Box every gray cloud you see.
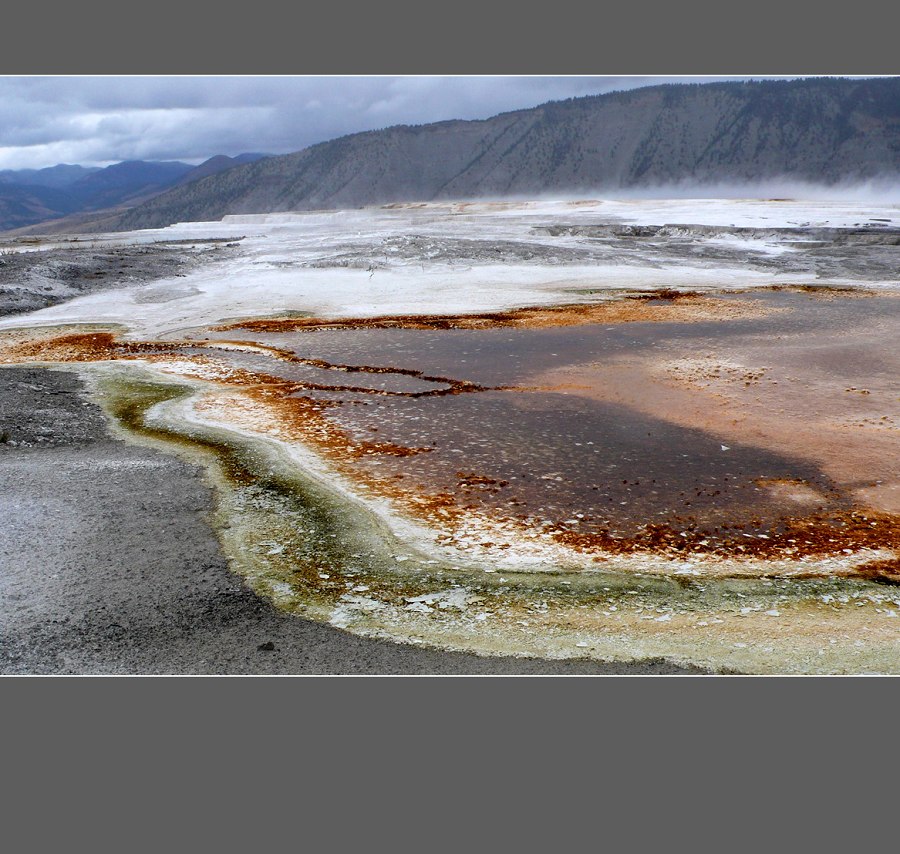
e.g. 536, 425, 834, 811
0, 75, 781, 170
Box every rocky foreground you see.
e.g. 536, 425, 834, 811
0, 237, 240, 317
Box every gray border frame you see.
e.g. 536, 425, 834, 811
2, 8, 894, 841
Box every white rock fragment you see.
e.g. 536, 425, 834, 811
404, 588, 475, 611
330, 594, 387, 628
259, 541, 285, 555
405, 601, 434, 614
270, 581, 294, 598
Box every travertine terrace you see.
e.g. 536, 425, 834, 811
2, 198, 898, 673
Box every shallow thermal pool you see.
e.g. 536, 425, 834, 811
3, 287, 899, 672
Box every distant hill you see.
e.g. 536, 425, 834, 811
0, 164, 100, 189
233, 153, 269, 165
0, 154, 270, 232
67, 160, 194, 210
99, 77, 900, 232
174, 153, 270, 186
0, 184, 83, 232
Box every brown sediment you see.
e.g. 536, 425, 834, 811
548, 510, 900, 581
753, 478, 829, 507
0, 330, 491, 398
0, 327, 499, 528
192, 387, 479, 528
853, 557, 900, 585
202, 372, 900, 579
349, 440, 434, 458
536, 348, 900, 515
0, 331, 180, 363
211, 293, 778, 334
625, 288, 705, 300
514, 288, 900, 575
762, 284, 880, 298
215, 338, 474, 386
0, 329, 492, 491
456, 472, 510, 490
3, 307, 899, 583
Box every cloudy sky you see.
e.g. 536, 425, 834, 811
0, 75, 787, 171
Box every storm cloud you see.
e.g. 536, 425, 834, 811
0, 75, 763, 170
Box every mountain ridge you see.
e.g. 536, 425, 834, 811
4, 78, 898, 235
99, 77, 900, 232
0, 154, 270, 232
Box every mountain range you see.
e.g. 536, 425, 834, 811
0, 154, 267, 232
5, 77, 899, 234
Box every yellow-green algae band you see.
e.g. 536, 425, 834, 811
75, 360, 900, 674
